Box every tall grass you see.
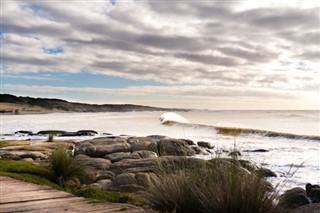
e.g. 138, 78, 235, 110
50, 147, 84, 186
144, 158, 278, 213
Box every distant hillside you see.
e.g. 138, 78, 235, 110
0, 94, 187, 114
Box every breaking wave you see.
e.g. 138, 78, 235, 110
160, 113, 320, 141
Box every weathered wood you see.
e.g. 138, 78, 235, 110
0, 176, 153, 212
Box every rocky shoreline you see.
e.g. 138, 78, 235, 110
0, 133, 319, 212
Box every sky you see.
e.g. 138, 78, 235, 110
1, 0, 319, 110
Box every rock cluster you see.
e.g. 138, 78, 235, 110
68, 136, 276, 193
278, 184, 320, 211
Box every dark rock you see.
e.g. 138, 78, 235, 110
158, 139, 195, 156
15, 131, 33, 135
228, 150, 241, 157
36, 130, 66, 135
181, 139, 195, 146
306, 184, 320, 203
192, 146, 210, 155
278, 187, 309, 209
290, 203, 320, 213
244, 149, 269, 152
76, 130, 98, 136
258, 168, 277, 177
60, 132, 78, 137
197, 141, 214, 149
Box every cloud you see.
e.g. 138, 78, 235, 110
2, 1, 319, 109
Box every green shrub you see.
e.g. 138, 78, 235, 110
144, 158, 278, 213
50, 147, 84, 186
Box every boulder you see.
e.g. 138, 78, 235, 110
258, 167, 277, 177
75, 138, 131, 157
306, 183, 320, 203
76, 130, 98, 136
108, 158, 159, 175
74, 154, 111, 170
146, 135, 169, 140
113, 173, 136, 186
96, 171, 115, 181
158, 139, 195, 156
19, 151, 48, 160
135, 172, 157, 187
127, 137, 157, 152
291, 203, 320, 213
134, 150, 158, 159
192, 146, 210, 155
104, 152, 140, 162
197, 141, 214, 149
278, 187, 309, 209
90, 179, 113, 190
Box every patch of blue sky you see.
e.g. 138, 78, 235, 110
110, 0, 117, 6
43, 47, 64, 55
2, 71, 167, 88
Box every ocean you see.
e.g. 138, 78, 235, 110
1, 110, 319, 189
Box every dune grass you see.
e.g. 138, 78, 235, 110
144, 157, 278, 213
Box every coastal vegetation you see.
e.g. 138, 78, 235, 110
0, 136, 318, 212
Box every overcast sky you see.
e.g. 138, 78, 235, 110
1, 0, 319, 110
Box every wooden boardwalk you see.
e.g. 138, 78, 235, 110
0, 176, 152, 213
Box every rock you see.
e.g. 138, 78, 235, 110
258, 167, 277, 177
228, 150, 241, 157
20, 158, 34, 162
181, 139, 195, 146
146, 135, 169, 140
108, 158, 159, 175
158, 139, 195, 156
251, 149, 269, 152
291, 203, 320, 213
197, 141, 214, 149
135, 172, 157, 187
74, 154, 111, 170
96, 171, 115, 181
192, 146, 210, 155
306, 184, 320, 203
90, 179, 113, 190
278, 187, 309, 209
76, 130, 98, 136
104, 152, 140, 162
75, 138, 131, 157
0, 150, 48, 160
15, 130, 33, 135
134, 150, 158, 159
19, 151, 48, 160
127, 137, 157, 152
113, 173, 136, 186
36, 130, 66, 135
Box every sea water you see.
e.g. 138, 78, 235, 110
1, 110, 319, 189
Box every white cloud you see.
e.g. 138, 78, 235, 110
2, 1, 319, 109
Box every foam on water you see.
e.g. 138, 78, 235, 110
1, 110, 319, 188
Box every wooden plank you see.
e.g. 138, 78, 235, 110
0, 176, 154, 213
0, 197, 84, 212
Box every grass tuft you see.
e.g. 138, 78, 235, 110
50, 147, 84, 186
144, 158, 278, 213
